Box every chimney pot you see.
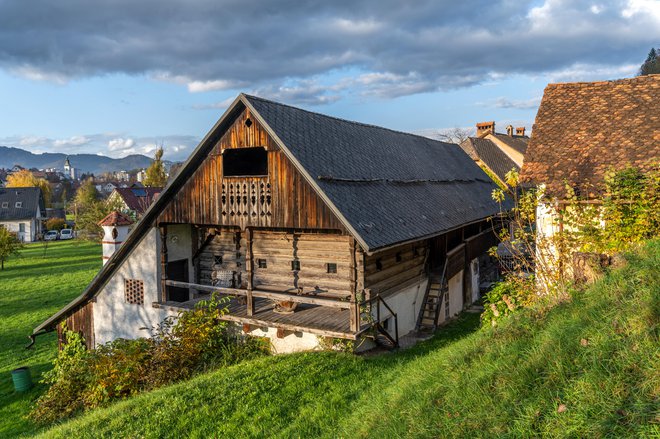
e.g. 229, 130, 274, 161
516, 127, 526, 136
506, 125, 514, 136
476, 121, 495, 137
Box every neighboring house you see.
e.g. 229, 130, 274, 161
33, 94, 505, 353
460, 122, 529, 188
0, 187, 45, 242
108, 186, 162, 218
520, 75, 659, 272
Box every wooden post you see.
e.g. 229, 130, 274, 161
349, 238, 358, 332
159, 225, 168, 302
245, 227, 254, 316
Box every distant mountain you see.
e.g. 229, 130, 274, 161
0, 146, 168, 175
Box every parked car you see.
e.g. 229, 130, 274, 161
59, 229, 74, 240
44, 230, 59, 241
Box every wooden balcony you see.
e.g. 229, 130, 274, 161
154, 280, 363, 339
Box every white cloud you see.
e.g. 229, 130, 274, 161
108, 137, 135, 151
53, 135, 90, 147
622, 0, 660, 21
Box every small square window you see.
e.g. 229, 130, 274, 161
125, 279, 144, 305
1, 202, 7, 208
257, 259, 267, 269
291, 260, 300, 271
214, 255, 223, 265
395, 252, 402, 262
375, 259, 383, 271
327, 263, 337, 274
15, 202, 22, 208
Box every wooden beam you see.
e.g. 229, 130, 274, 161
219, 314, 357, 339
245, 227, 254, 316
349, 238, 358, 332
164, 280, 352, 309
160, 225, 168, 302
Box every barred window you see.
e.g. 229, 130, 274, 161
125, 279, 144, 305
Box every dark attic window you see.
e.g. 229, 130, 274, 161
214, 255, 223, 265
245, 118, 253, 127
223, 147, 268, 177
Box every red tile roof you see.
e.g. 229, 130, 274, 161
98, 211, 134, 227
112, 187, 162, 214
521, 75, 660, 198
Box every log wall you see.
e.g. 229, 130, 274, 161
57, 302, 94, 350
364, 242, 429, 297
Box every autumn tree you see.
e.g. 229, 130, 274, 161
6, 169, 52, 206
639, 48, 660, 75
436, 127, 473, 144
143, 148, 167, 187
0, 226, 23, 270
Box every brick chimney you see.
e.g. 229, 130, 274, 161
98, 211, 134, 265
506, 125, 514, 136
516, 127, 526, 136
476, 121, 495, 137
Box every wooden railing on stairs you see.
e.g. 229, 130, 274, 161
359, 294, 399, 349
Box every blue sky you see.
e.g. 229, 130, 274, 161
0, 0, 657, 162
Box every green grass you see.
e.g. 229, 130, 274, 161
39, 241, 659, 438
0, 240, 101, 438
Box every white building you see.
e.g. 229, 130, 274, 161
0, 187, 44, 242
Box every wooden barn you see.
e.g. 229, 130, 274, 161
33, 94, 504, 352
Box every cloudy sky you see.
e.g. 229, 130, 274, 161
0, 0, 658, 161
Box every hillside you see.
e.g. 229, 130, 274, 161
0, 146, 161, 175
37, 241, 659, 438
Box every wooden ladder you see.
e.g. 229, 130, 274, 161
416, 259, 448, 332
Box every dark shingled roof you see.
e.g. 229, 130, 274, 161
0, 187, 44, 221
245, 94, 503, 250
460, 137, 520, 185
521, 75, 660, 198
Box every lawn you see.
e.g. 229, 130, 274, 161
0, 240, 101, 438
39, 241, 659, 438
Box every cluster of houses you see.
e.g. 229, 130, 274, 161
28, 74, 659, 354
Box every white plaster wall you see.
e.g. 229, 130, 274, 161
166, 224, 194, 279
470, 258, 480, 304
0, 219, 37, 242
372, 278, 429, 338
247, 326, 321, 353
93, 227, 179, 346
448, 271, 464, 317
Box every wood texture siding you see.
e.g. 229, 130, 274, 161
57, 302, 94, 350
159, 108, 345, 231
364, 242, 429, 297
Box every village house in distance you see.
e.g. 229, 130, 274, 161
460, 121, 529, 188
0, 187, 45, 242
33, 94, 505, 353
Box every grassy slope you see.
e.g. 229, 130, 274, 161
0, 241, 101, 438
41, 241, 659, 438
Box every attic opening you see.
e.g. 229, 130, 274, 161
222, 147, 268, 177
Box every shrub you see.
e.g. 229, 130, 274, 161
481, 275, 535, 327
45, 218, 66, 231
31, 294, 270, 424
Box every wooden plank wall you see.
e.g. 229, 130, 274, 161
57, 302, 94, 350
195, 230, 246, 287
159, 107, 345, 232
363, 242, 429, 297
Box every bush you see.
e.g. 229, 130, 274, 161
481, 275, 536, 327
31, 294, 270, 424
45, 218, 66, 231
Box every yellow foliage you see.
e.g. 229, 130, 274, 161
6, 169, 51, 206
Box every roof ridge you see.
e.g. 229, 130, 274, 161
545, 74, 660, 88
242, 93, 457, 146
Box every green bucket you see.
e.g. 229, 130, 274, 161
11, 367, 33, 392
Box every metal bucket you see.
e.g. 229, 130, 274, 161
11, 367, 33, 392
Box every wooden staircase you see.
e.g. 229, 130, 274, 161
416, 260, 448, 332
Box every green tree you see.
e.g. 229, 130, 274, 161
0, 226, 23, 270
639, 47, 660, 75
143, 148, 167, 188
